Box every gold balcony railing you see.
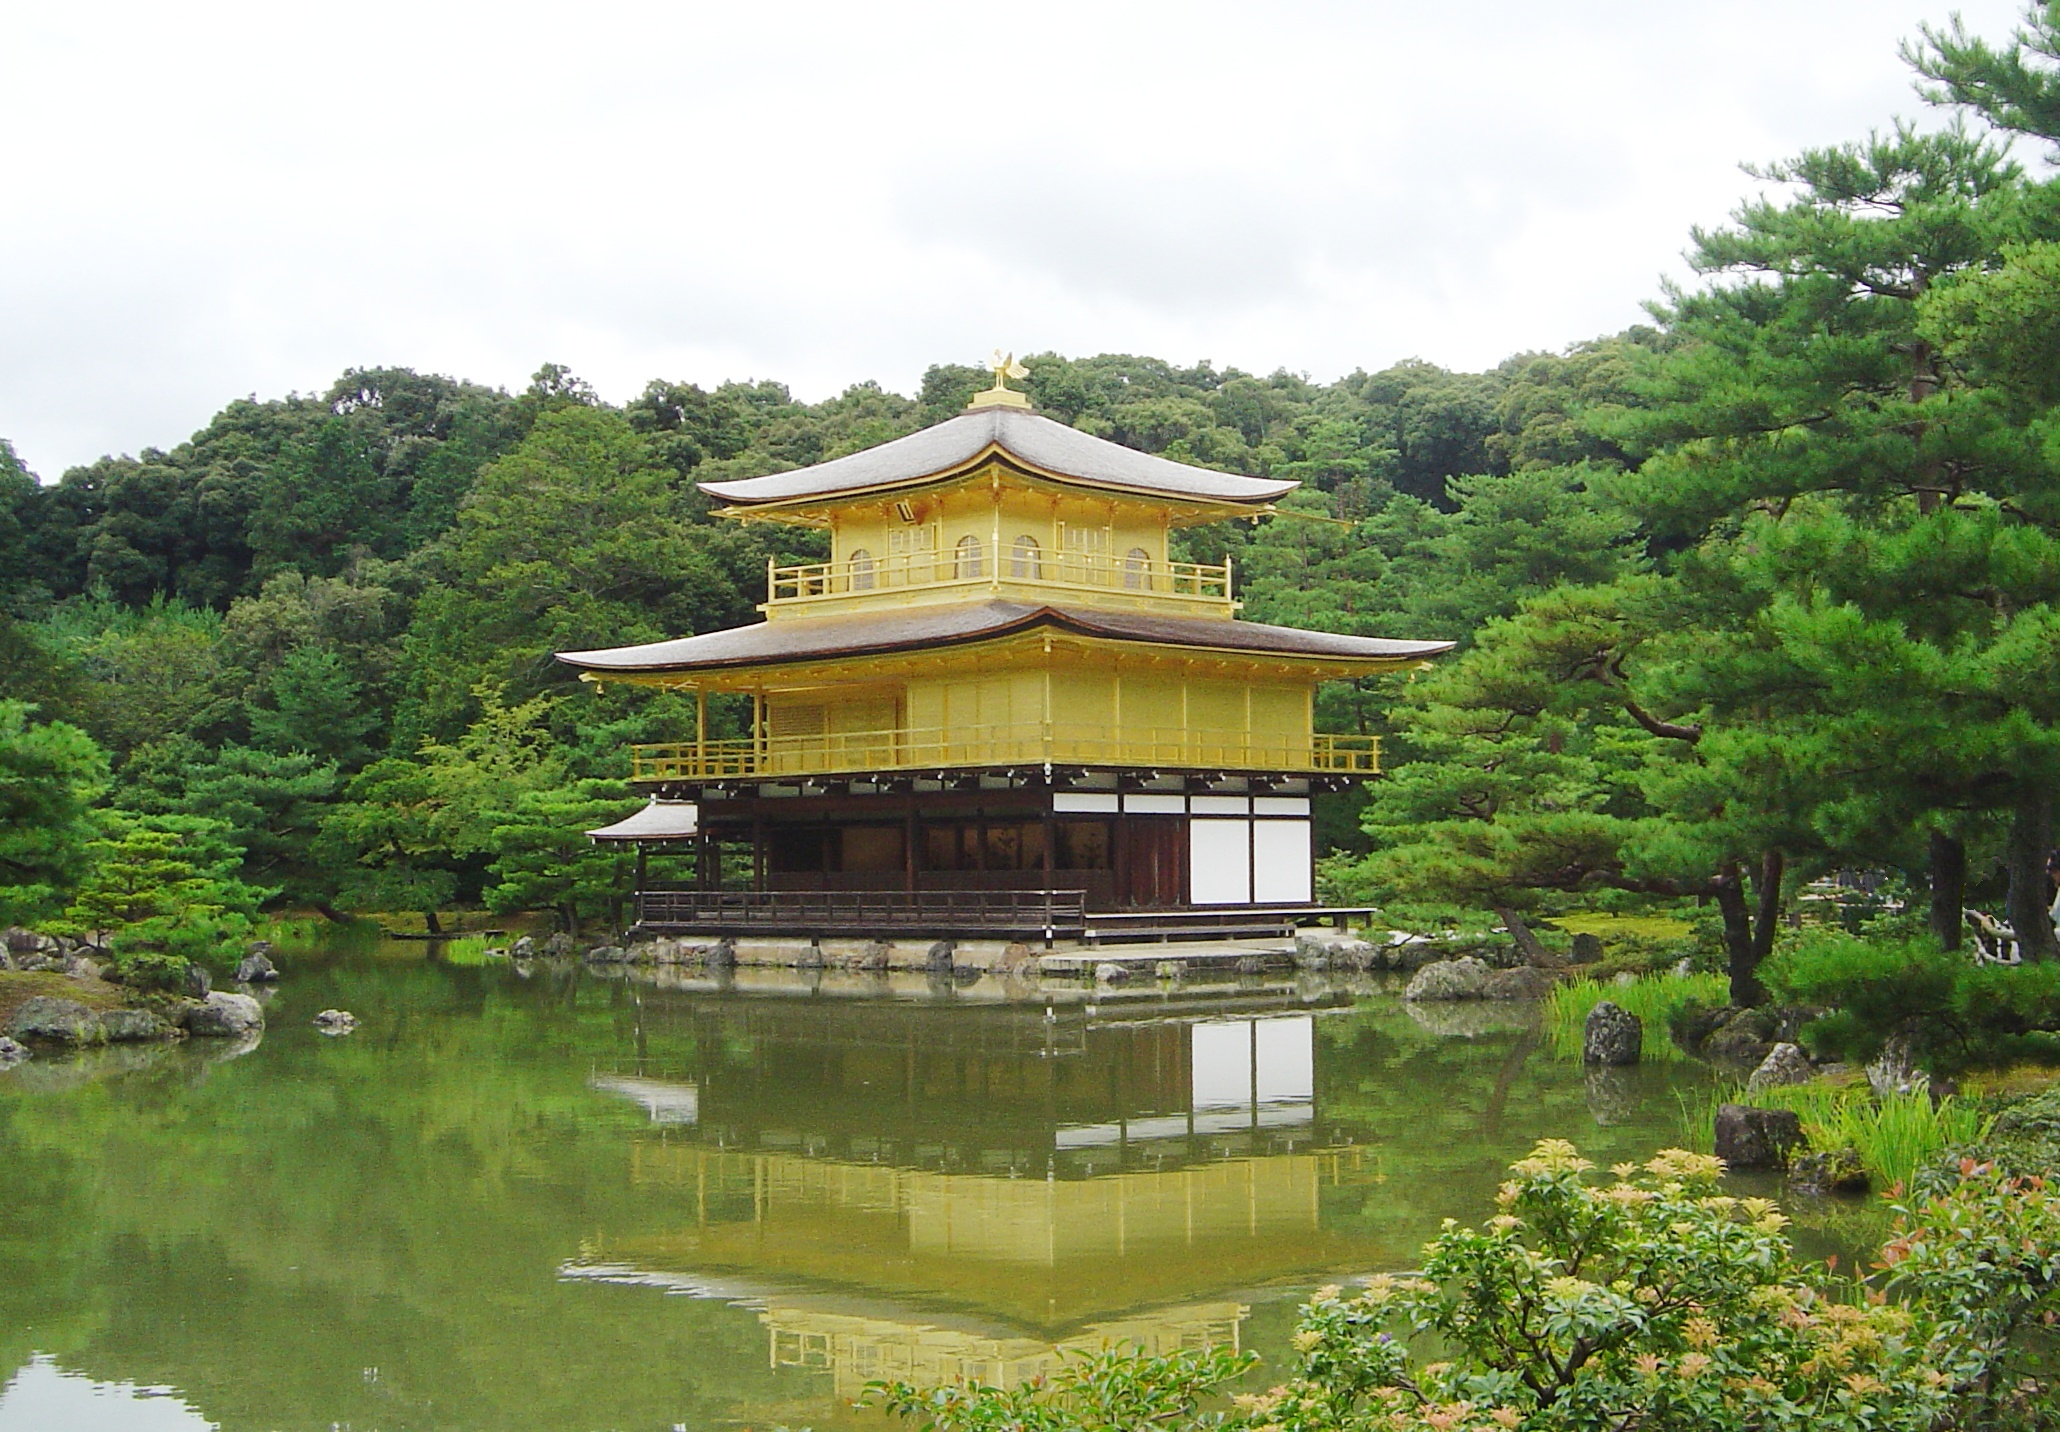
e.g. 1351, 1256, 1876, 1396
764, 550, 1233, 610
630, 723, 1378, 781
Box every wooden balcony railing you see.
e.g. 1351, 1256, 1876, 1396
631, 723, 1378, 781
765, 550, 1233, 610
635, 888, 1089, 936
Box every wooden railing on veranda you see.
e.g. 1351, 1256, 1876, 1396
764, 549, 1234, 610
630, 723, 1379, 781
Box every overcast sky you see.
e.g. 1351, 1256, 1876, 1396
0, 0, 2036, 479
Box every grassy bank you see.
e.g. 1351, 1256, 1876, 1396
0, 969, 128, 1028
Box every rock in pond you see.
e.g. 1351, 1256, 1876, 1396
1787, 1146, 1868, 1196
100, 1007, 179, 1042
1583, 1001, 1642, 1065
1094, 961, 1131, 984
1746, 1042, 1815, 1093
186, 991, 264, 1038
0, 1035, 29, 1067
1403, 956, 1493, 1001
313, 1009, 358, 1035
1713, 1103, 1804, 1170
8, 996, 106, 1046
235, 949, 280, 983
1483, 965, 1560, 1000
510, 935, 536, 958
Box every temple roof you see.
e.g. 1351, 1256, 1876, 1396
586, 799, 700, 841
557, 601, 1452, 676
698, 406, 1299, 508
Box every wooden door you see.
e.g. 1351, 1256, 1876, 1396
1119, 818, 1187, 907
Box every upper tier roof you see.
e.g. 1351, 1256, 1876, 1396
557, 600, 1452, 676
698, 406, 1299, 508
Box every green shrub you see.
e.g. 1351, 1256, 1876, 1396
871, 1140, 2060, 1431
1544, 972, 1729, 1063
1762, 930, 2060, 1075
113, 951, 193, 993
864, 1345, 1254, 1432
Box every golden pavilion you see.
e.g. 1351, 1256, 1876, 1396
557, 360, 1451, 940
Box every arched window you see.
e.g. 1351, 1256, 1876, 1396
1122, 547, 1152, 590
955, 534, 984, 579
1009, 534, 1042, 579
848, 548, 874, 590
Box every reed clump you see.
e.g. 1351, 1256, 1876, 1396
1544, 971, 1729, 1063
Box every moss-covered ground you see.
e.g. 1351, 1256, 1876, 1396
0, 969, 128, 1028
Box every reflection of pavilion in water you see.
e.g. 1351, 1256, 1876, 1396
597, 990, 1343, 1176
574, 997, 1389, 1391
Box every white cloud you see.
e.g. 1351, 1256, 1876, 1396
0, 0, 2034, 476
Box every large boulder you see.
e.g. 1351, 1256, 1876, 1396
510, 935, 537, 959
1583, 1001, 1642, 1065
234, 949, 280, 983
1403, 957, 1493, 1002
1713, 1103, 1804, 1170
925, 940, 956, 973
705, 937, 737, 969
1568, 932, 1604, 965
995, 942, 1038, 977
852, 941, 892, 972
1295, 930, 1378, 971
1746, 1042, 1815, 1094
1094, 961, 1132, 985
584, 945, 628, 964
100, 1007, 178, 1042
541, 932, 575, 958
1787, 1146, 1868, 1196
181, 963, 214, 1000
186, 991, 264, 1038
8, 997, 106, 1046
1693, 1005, 1822, 1069
1483, 965, 1560, 1001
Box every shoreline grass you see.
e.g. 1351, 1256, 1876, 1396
1681, 1079, 1993, 1190
1544, 971, 1728, 1063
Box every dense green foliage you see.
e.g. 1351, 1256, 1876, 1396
11, 4, 2060, 986
874, 1141, 2060, 1432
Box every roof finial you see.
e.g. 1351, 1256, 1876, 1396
966, 350, 1032, 410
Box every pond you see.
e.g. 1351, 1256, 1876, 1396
0, 944, 1720, 1431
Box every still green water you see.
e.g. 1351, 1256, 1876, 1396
0, 945, 1716, 1431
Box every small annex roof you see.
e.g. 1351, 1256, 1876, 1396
698, 406, 1299, 509
557, 601, 1452, 677
586, 799, 700, 841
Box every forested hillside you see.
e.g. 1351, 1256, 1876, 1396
0, 337, 1655, 938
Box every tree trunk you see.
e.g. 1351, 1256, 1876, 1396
1493, 907, 1559, 967
2007, 788, 2057, 961
313, 901, 349, 924
1929, 830, 1966, 952
1714, 851, 1782, 1007
1751, 848, 1785, 977
1713, 863, 1759, 1007
423, 907, 443, 936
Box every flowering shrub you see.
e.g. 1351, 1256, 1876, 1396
867, 1141, 2060, 1432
